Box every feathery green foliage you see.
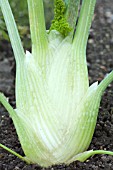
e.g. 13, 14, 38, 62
50, 0, 72, 36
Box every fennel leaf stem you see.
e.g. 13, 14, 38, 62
0, 144, 30, 164
65, 0, 80, 33
67, 149, 113, 164
0, 0, 25, 65
97, 70, 113, 94
27, 0, 48, 65
69, 0, 97, 97
73, 0, 96, 51
0, 93, 17, 119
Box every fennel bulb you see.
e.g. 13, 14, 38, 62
0, 0, 113, 167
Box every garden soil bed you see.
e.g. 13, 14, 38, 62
0, 0, 113, 169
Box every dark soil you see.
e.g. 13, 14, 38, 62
0, 0, 113, 169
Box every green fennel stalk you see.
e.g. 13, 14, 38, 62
0, 0, 113, 167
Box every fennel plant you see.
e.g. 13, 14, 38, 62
0, 0, 113, 167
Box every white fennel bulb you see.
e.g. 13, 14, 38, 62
0, 0, 113, 167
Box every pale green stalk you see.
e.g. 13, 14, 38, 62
0, 144, 30, 163
67, 149, 113, 164
74, 0, 96, 50
0, 0, 24, 66
70, 0, 97, 101
64, 0, 80, 33
0, 93, 31, 164
97, 71, 113, 94
27, 0, 48, 66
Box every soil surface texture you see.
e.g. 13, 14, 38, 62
0, 0, 113, 169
